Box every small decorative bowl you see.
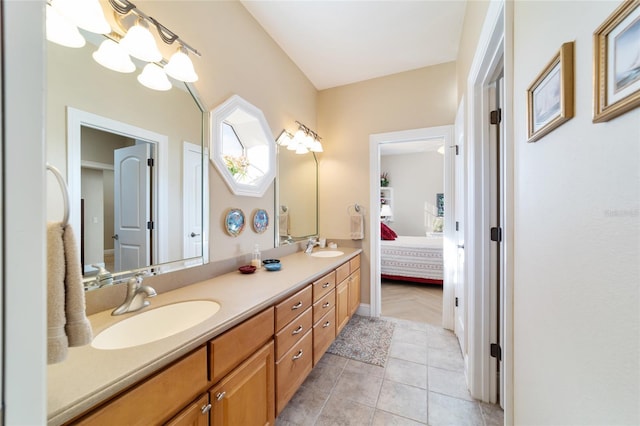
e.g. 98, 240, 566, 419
264, 263, 282, 271
238, 265, 257, 274
262, 259, 280, 265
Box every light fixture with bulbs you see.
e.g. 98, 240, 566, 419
46, 0, 201, 92
277, 122, 324, 155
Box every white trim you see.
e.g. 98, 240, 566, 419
81, 160, 114, 171
66, 107, 170, 265
356, 303, 371, 317
368, 126, 454, 328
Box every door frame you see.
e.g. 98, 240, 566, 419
67, 107, 169, 267
182, 141, 209, 264
465, 0, 514, 421
368, 125, 455, 330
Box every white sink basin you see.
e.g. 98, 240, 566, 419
310, 250, 344, 258
92, 300, 220, 350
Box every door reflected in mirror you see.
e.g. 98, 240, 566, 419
277, 149, 318, 243
210, 95, 276, 197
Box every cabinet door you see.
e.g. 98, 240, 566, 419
166, 394, 210, 426
348, 269, 361, 317
336, 280, 349, 335
210, 341, 275, 426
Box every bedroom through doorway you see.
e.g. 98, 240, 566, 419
369, 126, 455, 328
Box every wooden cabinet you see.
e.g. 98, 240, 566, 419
348, 268, 361, 316
210, 342, 275, 426
335, 254, 362, 336
335, 280, 349, 335
73, 347, 209, 425
166, 394, 211, 426
313, 307, 336, 366
275, 329, 313, 414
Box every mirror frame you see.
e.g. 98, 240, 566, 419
209, 95, 276, 197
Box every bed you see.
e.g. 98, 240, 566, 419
380, 227, 443, 285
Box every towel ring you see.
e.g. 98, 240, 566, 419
347, 203, 363, 215
47, 163, 70, 227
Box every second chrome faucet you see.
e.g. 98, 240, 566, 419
112, 273, 157, 316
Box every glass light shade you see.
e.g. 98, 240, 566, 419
120, 21, 163, 63
51, 0, 110, 34
303, 134, 315, 148
276, 130, 292, 147
310, 140, 324, 153
46, 4, 86, 48
295, 144, 309, 155
164, 48, 198, 82
92, 39, 136, 73
137, 63, 171, 91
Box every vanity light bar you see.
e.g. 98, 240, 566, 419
277, 122, 323, 154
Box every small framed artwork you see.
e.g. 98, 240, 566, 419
593, 0, 640, 123
252, 209, 269, 234
527, 41, 575, 142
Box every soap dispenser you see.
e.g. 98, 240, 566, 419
251, 244, 261, 268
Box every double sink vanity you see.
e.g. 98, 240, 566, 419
48, 248, 362, 425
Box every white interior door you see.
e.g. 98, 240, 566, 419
183, 142, 203, 259
454, 100, 467, 358
114, 144, 150, 271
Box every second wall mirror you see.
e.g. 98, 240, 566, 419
210, 95, 276, 197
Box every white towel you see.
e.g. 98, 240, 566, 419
350, 214, 364, 240
279, 211, 289, 237
47, 222, 93, 364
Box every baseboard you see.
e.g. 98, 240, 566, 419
356, 303, 371, 317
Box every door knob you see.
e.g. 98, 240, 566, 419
112, 234, 119, 240
190, 232, 200, 237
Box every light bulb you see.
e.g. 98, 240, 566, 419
295, 144, 309, 155
46, 4, 86, 48
165, 47, 198, 82
92, 39, 135, 73
137, 63, 171, 91
310, 140, 324, 153
120, 20, 162, 63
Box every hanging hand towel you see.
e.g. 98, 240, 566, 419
350, 214, 364, 240
63, 224, 93, 347
279, 211, 289, 237
47, 222, 69, 364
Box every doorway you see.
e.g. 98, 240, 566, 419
368, 126, 455, 329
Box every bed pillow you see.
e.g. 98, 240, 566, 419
381, 223, 397, 240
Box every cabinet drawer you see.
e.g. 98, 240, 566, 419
275, 330, 313, 415
74, 347, 208, 425
349, 254, 361, 272
209, 308, 274, 383
313, 289, 335, 325
335, 262, 350, 285
275, 307, 312, 360
313, 308, 336, 366
312, 271, 336, 302
275, 285, 312, 331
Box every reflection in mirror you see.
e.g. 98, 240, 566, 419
46, 37, 208, 290
277, 148, 318, 244
210, 95, 275, 197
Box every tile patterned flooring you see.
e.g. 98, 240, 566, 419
276, 317, 504, 426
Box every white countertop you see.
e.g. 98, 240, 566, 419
47, 248, 361, 425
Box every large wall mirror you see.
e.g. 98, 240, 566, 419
46, 36, 208, 289
277, 148, 318, 244
209, 95, 276, 197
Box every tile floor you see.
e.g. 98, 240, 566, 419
276, 317, 504, 426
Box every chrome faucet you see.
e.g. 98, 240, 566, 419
304, 237, 320, 254
112, 273, 157, 316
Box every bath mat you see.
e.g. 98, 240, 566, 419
327, 315, 395, 367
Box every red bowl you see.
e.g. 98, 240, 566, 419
238, 265, 257, 274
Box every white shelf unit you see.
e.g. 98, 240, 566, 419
380, 187, 394, 221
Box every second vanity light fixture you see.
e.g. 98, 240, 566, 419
276, 121, 324, 154
46, 0, 200, 91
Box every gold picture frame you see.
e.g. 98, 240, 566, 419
593, 0, 640, 123
527, 42, 575, 143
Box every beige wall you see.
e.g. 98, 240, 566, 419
512, 1, 639, 423
456, 0, 490, 103
317, 63, 457, 304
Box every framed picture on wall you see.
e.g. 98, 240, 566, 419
527, 41, 575, 142
593, 0, 640, 123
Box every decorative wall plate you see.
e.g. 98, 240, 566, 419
253, 209, 269, 234
225, 208, 245, 237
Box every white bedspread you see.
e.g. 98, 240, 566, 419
380, 235, 443, 282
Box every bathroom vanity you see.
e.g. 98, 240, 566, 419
48, 248, 362, 425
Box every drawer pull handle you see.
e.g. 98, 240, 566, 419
292, 325, 303, 335
292, 350, 304, 360
201, 403, 212, 414
322, 302, 330, 308
216, 391, 226, 401
323, 321, 331, 328
292, 301, 303, 310
322, 282, 330, 288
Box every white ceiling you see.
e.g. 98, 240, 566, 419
241, 1, 468, 90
